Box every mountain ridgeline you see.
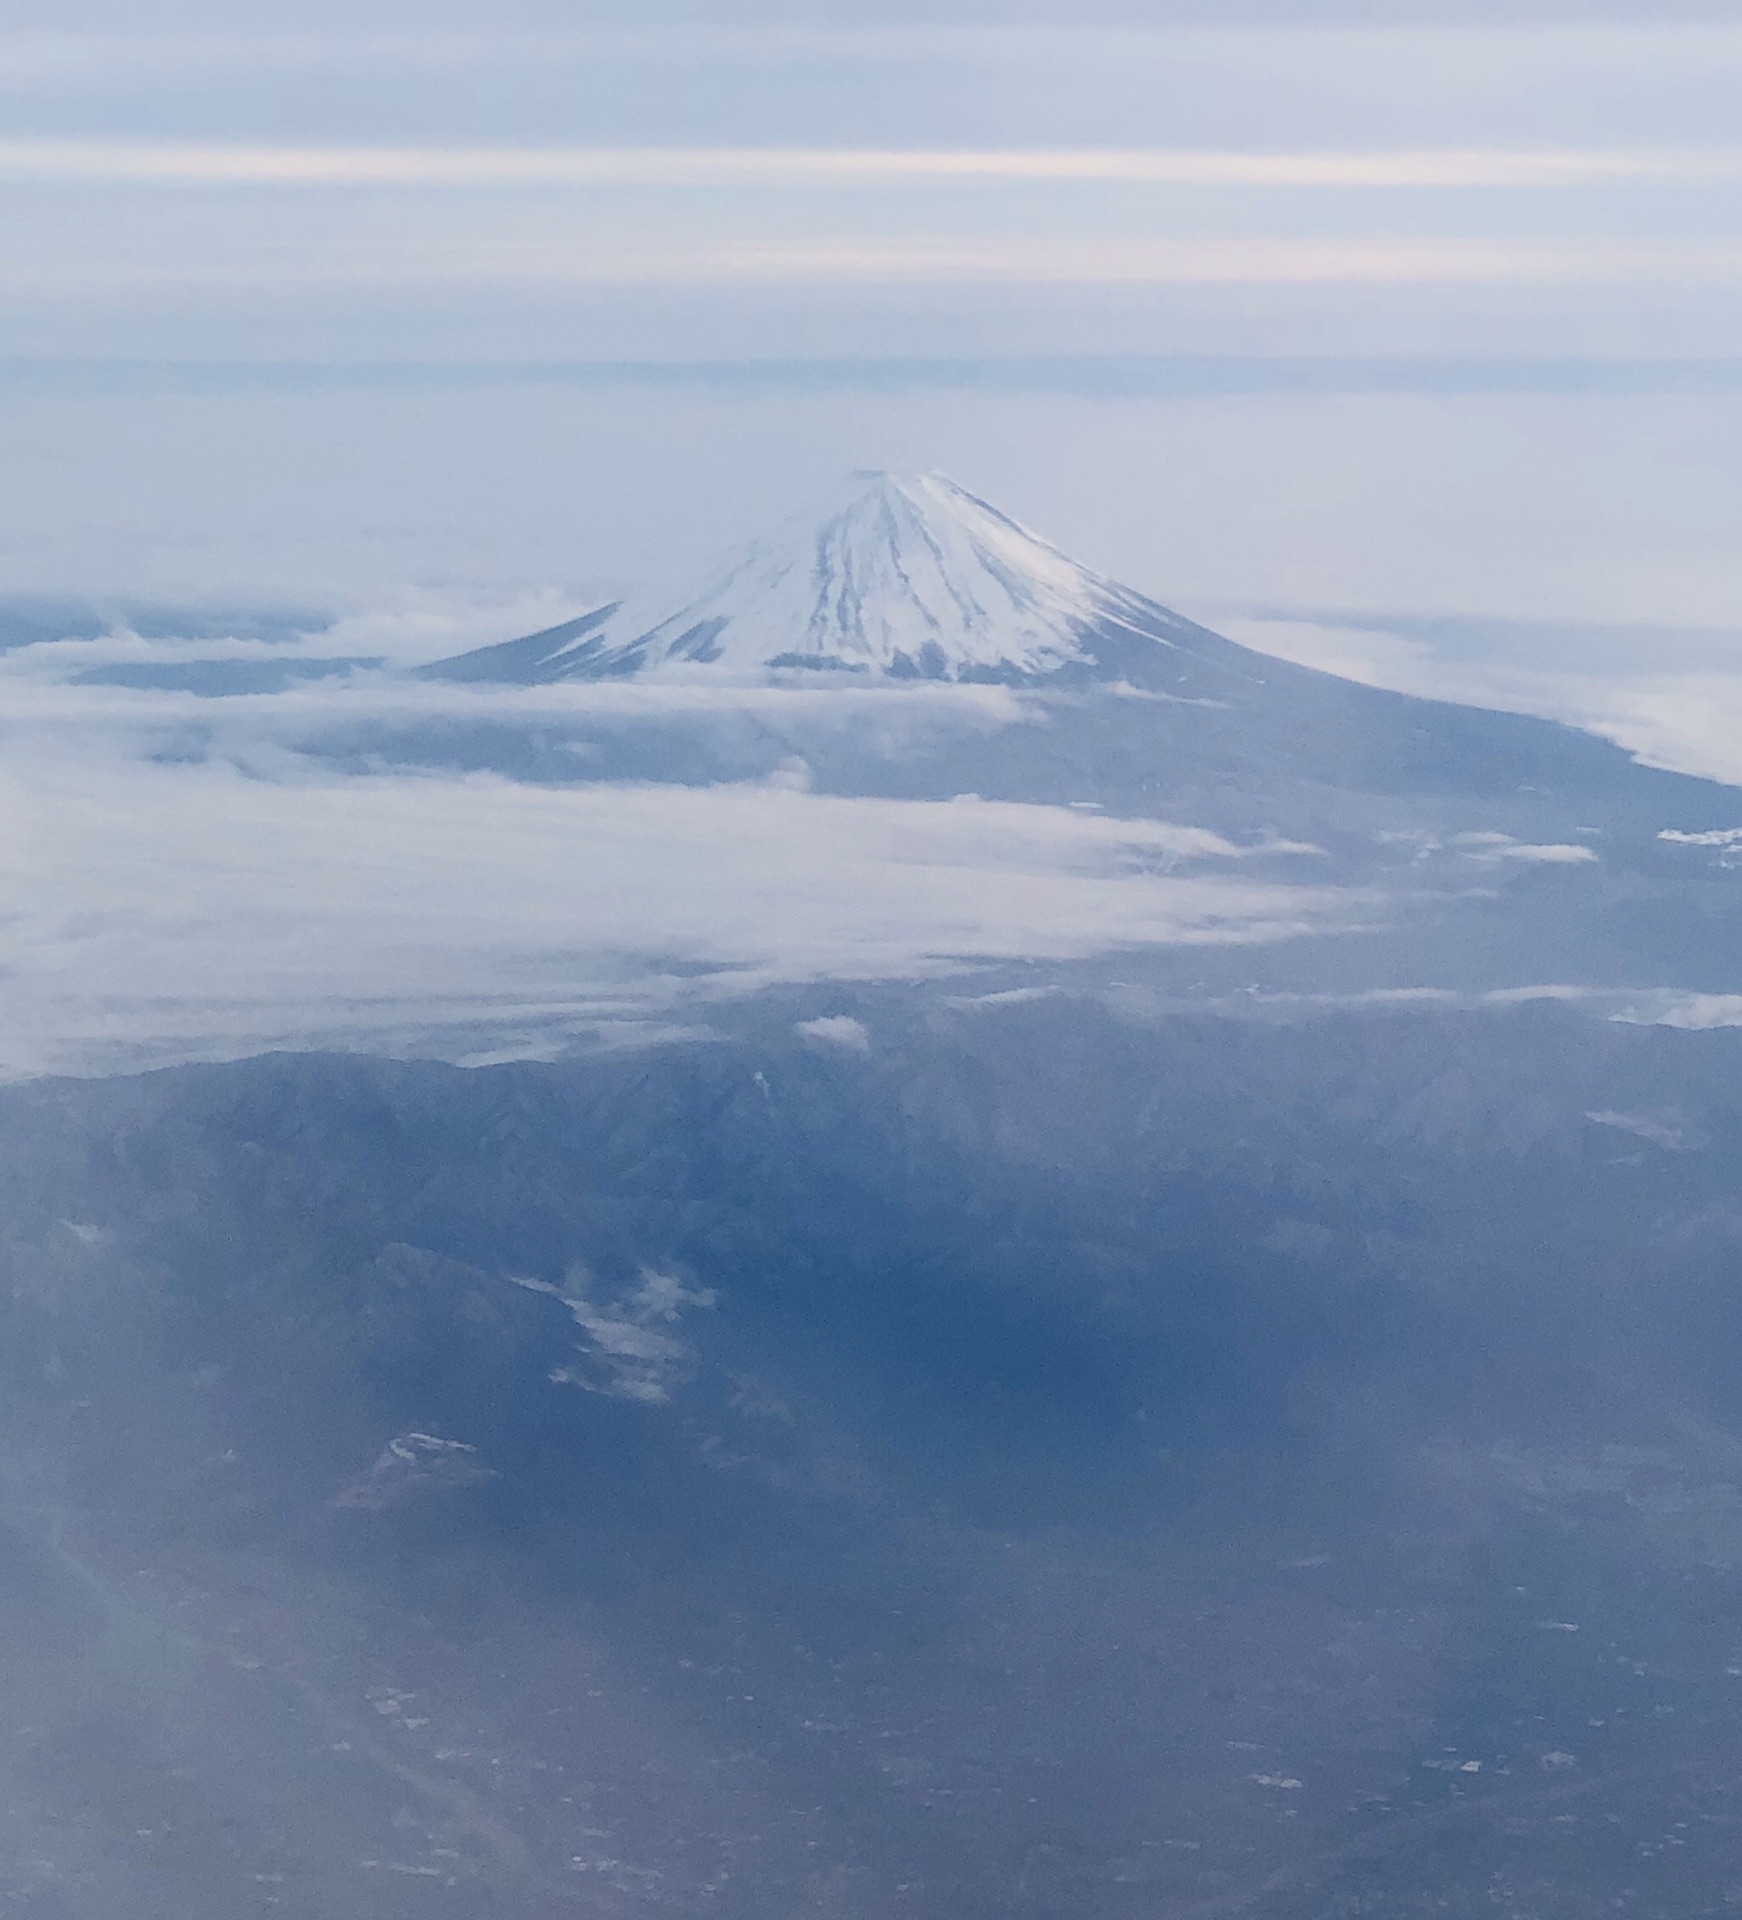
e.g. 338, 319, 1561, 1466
11, 999, 1742, 1915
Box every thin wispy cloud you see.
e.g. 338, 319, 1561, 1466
4, 18, 1742, 355
12, 235, 1742, 296
3, 141, 1739, 190
682, 239, 1742, 288
10, 24, 1742, 72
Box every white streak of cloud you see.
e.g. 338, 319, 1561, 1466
11, 234, 1741, 298
682, 239, 1742, 288
1491, 842, 1599, 864
2, 140, 1739, 190
8, 26, 1742, 72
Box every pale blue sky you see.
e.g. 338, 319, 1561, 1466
5, 5, 1742, 649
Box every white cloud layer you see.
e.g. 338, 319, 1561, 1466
0, 736, 1346, 1078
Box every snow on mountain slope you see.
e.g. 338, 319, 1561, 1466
433, 472, 1195, 687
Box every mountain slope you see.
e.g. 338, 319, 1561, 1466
427, 470, 1256, 689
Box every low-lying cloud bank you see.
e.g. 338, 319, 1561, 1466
16, 592, 1731, 1078
0, 745, 1347, 1077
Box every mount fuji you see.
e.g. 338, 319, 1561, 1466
413, 470, 1742, 997
430, 469, 1264, 692
427, 468, 1732, 835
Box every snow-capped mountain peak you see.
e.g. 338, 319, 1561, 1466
533, 471, 1167, 685
599, 471, 1110, 681
427, 469, 1227, 689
